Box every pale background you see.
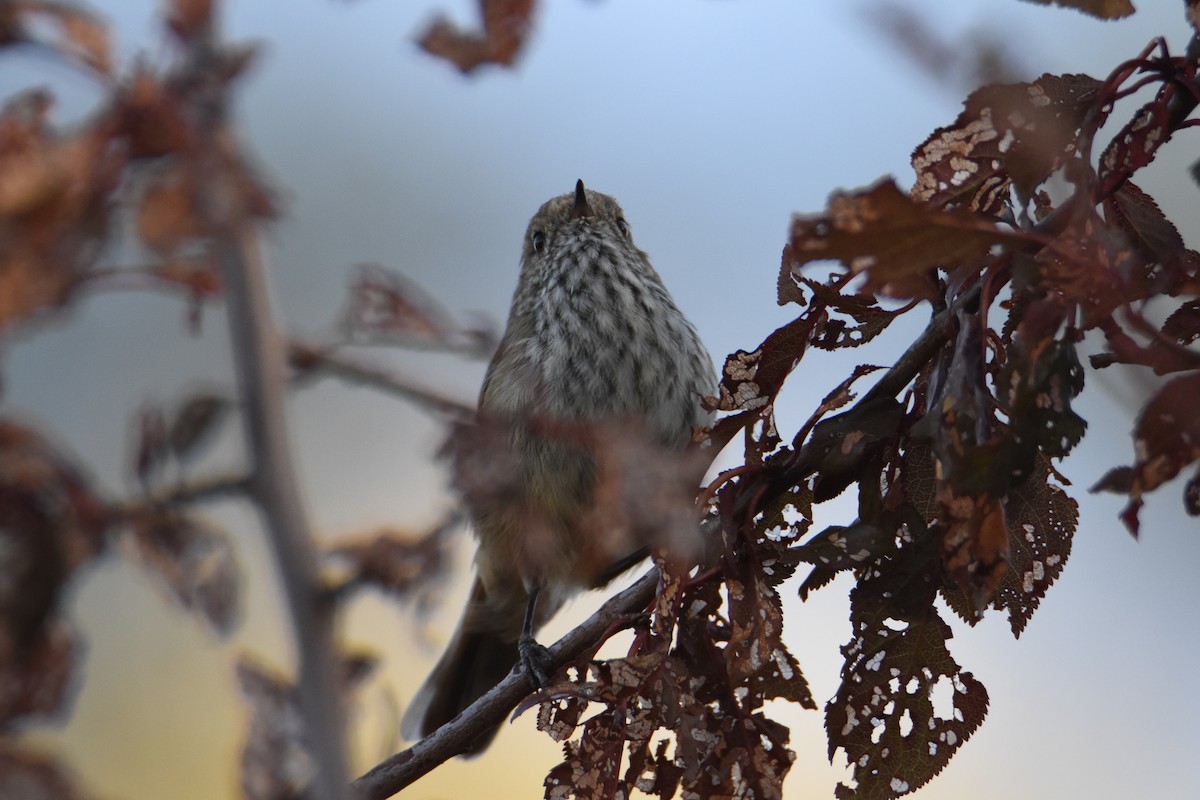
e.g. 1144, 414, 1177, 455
4, 1, 1199, 798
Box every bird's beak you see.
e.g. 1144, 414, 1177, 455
570, 179, 594, 219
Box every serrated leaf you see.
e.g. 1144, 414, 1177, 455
994, 458, 1077, 636
828, 560, 989, 798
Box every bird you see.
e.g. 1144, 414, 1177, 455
402, 180, 715, 754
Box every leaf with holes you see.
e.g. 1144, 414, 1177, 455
715, 315, 814, 412
828, 559, 989, 799
912, 73, 1102, 212
994, 458, 1077, 636
790, 179, 1028, 301
725, 576, 815, 708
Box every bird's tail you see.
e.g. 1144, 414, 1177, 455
401, 579, 520, 756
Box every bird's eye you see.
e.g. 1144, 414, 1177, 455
531, 230, 546, 252
615, 217, 630, 238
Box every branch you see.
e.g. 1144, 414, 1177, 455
351, 567, 660, 799
288, 340, 474, 418
182, 19, 352, 800
109, 471, 251, 519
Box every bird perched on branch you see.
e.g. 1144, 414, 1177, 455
402, 180, 714, 753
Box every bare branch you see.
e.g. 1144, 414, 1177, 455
351, 568, 659, 799
179, 15, 352, 800
288, 340, 474, 418
110, 471, 251, 518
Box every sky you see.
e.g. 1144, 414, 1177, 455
3, 1, 1200, 799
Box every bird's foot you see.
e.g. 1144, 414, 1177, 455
518, 633, 556, 689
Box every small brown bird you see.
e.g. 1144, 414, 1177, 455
402, 181, 714, 753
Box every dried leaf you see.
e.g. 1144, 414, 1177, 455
329, 524, 450, 611
1016, 0, 1134, 18
238, 654, 376, 800
939, 489, 1010, 611
725, 577, 815, 708
0, 420, 107, 570
117, 70, 192, 159
992, 458, 1077, 637
1098, 96, 1171, 197
1162, 300, 1200, 346
238, 658, 314, 800
790, 179, 1027, 300
343, 263, 468, 348
828, 546, 989, 798
418, 0, 535, 74
912, 74, 1102, 212
136, 167, 202, 255
168, 392, 230, 463
125, 509, 241, 636
1092, 372, 1200, 534
167, 0, 213, 42
715, 315, 814, 412
0, 621, 77, 727
0, 745, 90, 800
0, 91, 119, 330
59, 7, 111, 74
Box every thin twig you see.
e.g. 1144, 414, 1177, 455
288, 340, 474, 418
351, 568, 660, 799
109, 472, 251, 519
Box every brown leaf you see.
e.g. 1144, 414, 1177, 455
0, 621, 78, 727
1099, 98, 1172, 198
790, 179, 1027, 300
418, 0, 535, 74
715, 315, 814, 412
1163, 300, 1200, 346
0, 1, 111, 75
0, 745, 91, 800
342, 263, 468, 349
1092, 372, 1200, 534
238, 657, 314, 800
329, 524, 450, 607
912, 74, 1102, 213
238, 655, 376, 800
0, 420, 107, 570
992, 458, 1077, 637
136, 167, 202, 255
132, 405, 170, 487
1016, 0, 1135, 19
125, 509, 241, 636
725, 576, 815, 708
167, 0, 213, 42
827, 551, 989, 798
0, 92, 122, 330
939, 490, 1010, 611
59, 7, 111, 74
580, 426, 711, 574
117, 70, 192, 159
168, 392, 230, 463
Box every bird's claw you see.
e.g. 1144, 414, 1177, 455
518, 634, 555, 688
